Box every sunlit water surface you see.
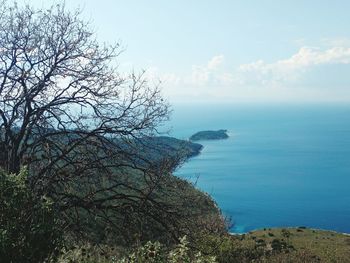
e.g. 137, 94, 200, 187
170, 104, 350, 233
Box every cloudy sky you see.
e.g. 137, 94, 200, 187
23, 0, 350, 103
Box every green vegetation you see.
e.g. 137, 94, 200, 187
56, 227, 350, 262
0, 1, 220, 259
0, 168, 61, 263
190, 130, 229, 141
59, 236, 216, 263
196, 227, 350, 263
139, 136, 203, 161
0, 138, 225, 262
118, 236, 216, 263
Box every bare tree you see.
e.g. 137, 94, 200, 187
0, 1, 169, 172
0, 1, 226, 245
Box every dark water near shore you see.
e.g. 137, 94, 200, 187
170, 103, 350, 233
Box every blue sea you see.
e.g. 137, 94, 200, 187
169, 103, 350, 233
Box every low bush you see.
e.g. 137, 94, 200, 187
0, 168, 61, 263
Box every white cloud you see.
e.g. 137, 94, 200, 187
144, 46, 350, 102
189, 47, 350, 89
207, 55, 224, 70
237, 46, 350, 86
190, 65, 210, 85
279, 46, 350, 66
144, 66, 182, 86
188, 55, 226, 86
142, 55, 229, 88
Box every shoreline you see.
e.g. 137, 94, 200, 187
230, 226, 350, 236
178, 135, 350, 238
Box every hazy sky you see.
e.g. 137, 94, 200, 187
18, 0, 350, 103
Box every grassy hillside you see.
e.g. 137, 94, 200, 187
198, 227, 350, 263
243, 227, 350, 263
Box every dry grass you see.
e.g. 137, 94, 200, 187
239, 227, 350, 263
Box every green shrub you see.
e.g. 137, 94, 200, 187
118, 236, 216, 263
0, 168, 61, 262
195, 234, 265, 263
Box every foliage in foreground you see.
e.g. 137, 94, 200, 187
58, 227, 350, 263
118, 236, 216, 263
0, 168, 61, 263
59, 236, 216, 263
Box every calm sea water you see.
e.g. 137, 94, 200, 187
169, 103, 350, 233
